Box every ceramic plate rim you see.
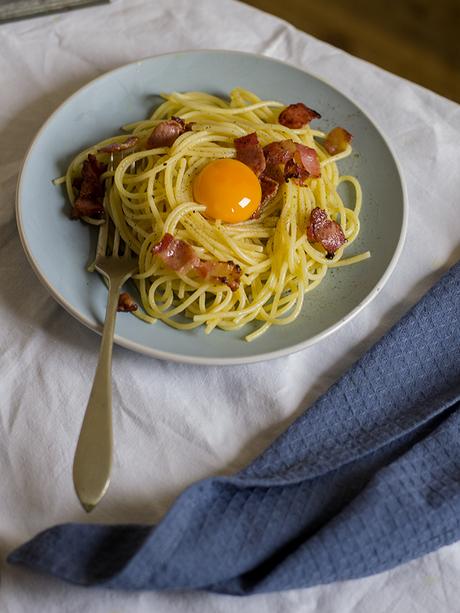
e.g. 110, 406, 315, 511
16, 49, 408, 365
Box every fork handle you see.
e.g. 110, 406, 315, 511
72, 278, 121, 512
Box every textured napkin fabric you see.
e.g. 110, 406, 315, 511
8, 261, 460, 594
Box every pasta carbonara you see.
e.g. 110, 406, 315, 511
62, 88, 369, 341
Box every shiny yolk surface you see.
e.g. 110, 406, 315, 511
193, 159, 261, 223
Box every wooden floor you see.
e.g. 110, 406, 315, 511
242, 0, 460, 103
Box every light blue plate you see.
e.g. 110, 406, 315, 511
16, 50, 407, 365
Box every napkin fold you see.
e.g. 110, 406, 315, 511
8, 262, 460, 595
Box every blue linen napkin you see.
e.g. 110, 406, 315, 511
8, 261, 460, 594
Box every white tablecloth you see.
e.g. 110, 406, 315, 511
1, 0, 460, 611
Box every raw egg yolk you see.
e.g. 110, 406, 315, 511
193, 159, 261, 223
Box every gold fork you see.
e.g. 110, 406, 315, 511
73, 158, 138, 512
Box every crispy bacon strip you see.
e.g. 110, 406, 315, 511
234, 133, 287, 213
152, 233, 242, 291
235, 134, 321, 213
307, 207, 346, 259
323, 127, 352, 155
260, 175, 279, 206
284, 159, 307, 182
234, 132, 266, 177
262, 140, 294, 191
152, 233, 200, 273
251, 175, 279, 219
147, 116, 191, 148
71, 197, 104, 219
262, 162, 285, 185
294, 143, 321, 178
117, 292, 138, 312
263, 139, 321, 184
98, 136, 139, 154
278, 103, 321, 129
263, 139, 296, 166
71, 154, 106, 220
196, 260, 242, 292
284, 143, 321, 182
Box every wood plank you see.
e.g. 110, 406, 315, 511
241, 0, 460, 102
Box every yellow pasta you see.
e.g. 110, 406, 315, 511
63, 88, 369, 341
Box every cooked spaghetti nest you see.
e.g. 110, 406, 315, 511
64, 88, 369, 342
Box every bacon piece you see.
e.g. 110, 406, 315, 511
254, 139, 320, 213
152, 233, 200, 273
262, 139, 321, 184
98, 136, 139, 154
262, 162, 285, 185
70, 198, 105, 219
263, 139, 296, 166
260, 175, 279, 206
262, 140, 294, 193
323, 127, 352, 155
284, 144, 321, 182
234, 132, 266, 177
152, 234, 242, 291
278, 103, 321, 129
293, 143, 321, 178
284, 159, 308, 182
251, 175, 279, 219
147, 116, 191, 148
307, 207, 346, 258
196, 260, 242, 292
117, 292, 138, 312
76, 155, 106, 199
71, 154, 106, 220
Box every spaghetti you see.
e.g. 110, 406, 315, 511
63, 88, 369, 341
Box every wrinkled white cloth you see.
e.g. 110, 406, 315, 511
1, 0, 460, 611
